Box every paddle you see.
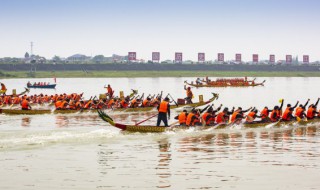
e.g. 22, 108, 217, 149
168, 93, 178, 107
135, 113, 158, 126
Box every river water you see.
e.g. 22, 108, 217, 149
0, 77, 320, 190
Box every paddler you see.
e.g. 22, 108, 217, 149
184, 85, 193, 104
21, 98, 32, 110
295, 99, 310, 119
186, 109, 198, 126
307, 98, 320, 120
216, 107, 234, 124
281, 107, 295, 121
174, 109, 188, 126
230, 107, 253, 123
245, 109, 261, 123
201, 104, 222, 126
156, 97, 170, 127
260, 106, 273, 122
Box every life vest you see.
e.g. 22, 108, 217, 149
295, 107, 303, 117
230, 111, 240, 123
12, 97, 20, 104
216, 112, 225, 123
186, 113, 195, 126
84, 101, 92, 109
108, 99, 115, 108
307, 107, 315, 119
58, 101, 68, 109
246, 111, 256, 122
142, 99, 149, 107
120, 100, 128, 108
21, 99, 29, 109
202, 112, 213, 125
131, 99, 137, 107
75, 102, 82, 109
178, 112, 187, 124
186, 89, 193, 98
107, 87, 113, 94
55, 101, 62, 109
158, 101, 169, 113
260, 108, 269, 119
270, 110, 279, 122
281, 109, 292, 121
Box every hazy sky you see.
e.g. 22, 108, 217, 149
1, 0, 319, 61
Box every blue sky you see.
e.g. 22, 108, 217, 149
1, 0, 319, 61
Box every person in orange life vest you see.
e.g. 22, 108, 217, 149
130, 98, 141, 108
202, 104, 223, 126
216, 107, 235, 124
142, 97, 151, 107
270, 105, 283, 122
284, 101, 299, 113
186, 109, 199, 126
120, 96, 130, 108
157, 97, 170, 127
295, 99, 310, 119
306, 98, 319, 119
104, 84, 114, 99
184, 85, 193, 104
21, 98, 32, 110
245, 109, 262, 123
260, 106, 273, 122
230, 107, 253, 123
174, 109, 188, 126
281, 107, 295, 121
0, 83, 7, 95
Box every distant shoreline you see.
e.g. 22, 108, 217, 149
1, 70, 320, 78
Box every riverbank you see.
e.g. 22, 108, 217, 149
1, 70, 320, 78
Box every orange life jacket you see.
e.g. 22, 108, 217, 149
260, 108, 269, 119
202, 112, 213, 125
142, 99, 149, 107
12, 97, 20, 104
120, 100, 128, 108
295, 107, 303, 117
282, 109, 292, 121
307, 107, 315, 119
216, 112, 225, 123
158, 101, 168, 113
186, 89, 193, 98
21, 99, 29, 109
186, 113, 195, 126
108, 99, 115, 108
55, 101, 62, 109
178, 112, 187, 124
230, 111, 240, 123
246, 111, 256, 122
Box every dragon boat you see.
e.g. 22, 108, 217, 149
27, 83, 56, 89
185, 80, 265, 88
97, 110, 320, 133
0, 93, 219, 115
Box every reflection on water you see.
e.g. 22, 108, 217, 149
21, 117, 31, 127
156, 138, 171, 188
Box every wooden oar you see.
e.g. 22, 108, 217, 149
168, 93, 178, 106
135, 113, 159, 126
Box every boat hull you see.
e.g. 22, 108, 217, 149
27, 84, 56, 89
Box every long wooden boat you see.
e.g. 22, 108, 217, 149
98, 110, 320, 133
0, 88, 30, 97
185, 80, 265, 88
27, 84, 56, 89
0, 93, 219, 115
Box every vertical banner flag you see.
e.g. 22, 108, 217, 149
128, 52, 136, 61
303, 55, 309, 64
218, 53, 224, 62
198, 53, 205, 62
269, 54, 275, 63
253, 54, 259, 63
152, 52, 160, 62
175, 52, 183, 63
286, 55, 292, 63
235, 54, 241, 62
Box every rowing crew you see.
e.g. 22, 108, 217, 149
173, 98, 320, 127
